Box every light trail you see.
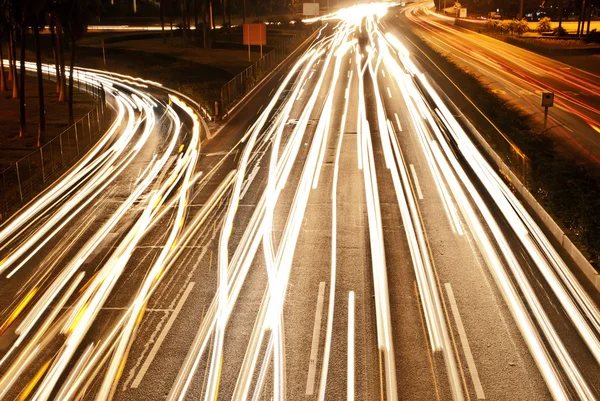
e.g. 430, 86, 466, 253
0, 59, 225, 401
2, 4, 599, 400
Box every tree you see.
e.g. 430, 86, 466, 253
16, 3, 26, 137
537, 16, 552, 32
160, 0, 165, 43
33, 23, 45, 146
49, 12, 61, 94
56, 18, 66, 102
20, 0, 47, 146
4, 4, 19, 100
58, 0, 90, 125
181, 0, 188, 44
202, 0, 208, 48
0, 24, 7, 91
221, 0, 227, 32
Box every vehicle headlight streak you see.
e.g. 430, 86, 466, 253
381, 27, 599, 400
0, 61, 210, 400
2, 5, 599, 400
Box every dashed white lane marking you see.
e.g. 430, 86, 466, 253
409, 164, 424, 200
131, 281, 196, 388
394, 112, 402, 132
305, 281, 327, 396
445, 283, 486, 399
240, 166, 260, 200
387, 87, 392, 98
348, 291, 355, 401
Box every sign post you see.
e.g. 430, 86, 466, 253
541, 92, 554, 131
243, 23, 267, 62
259, 26, 263, 58
246, 24, 250, 62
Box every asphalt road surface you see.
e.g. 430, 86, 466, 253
1, 4, 600, 401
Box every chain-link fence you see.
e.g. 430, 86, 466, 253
0, 71, 109, 223
219, 24, 321, 115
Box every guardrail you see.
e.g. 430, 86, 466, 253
219, 24, 320, 115
0, 70, 109, 223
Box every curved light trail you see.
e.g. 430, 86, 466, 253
1, 4, 599, 401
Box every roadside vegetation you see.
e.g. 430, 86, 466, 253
404, 29, 600, 268
485, 18, 530, 35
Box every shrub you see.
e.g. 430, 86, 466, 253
537, 17, 552, 32
500, 19, 529, 35
513, 19, 530, 35
553, 25, 567, 36
485, 19, 501, 31
588, 29, 600, 43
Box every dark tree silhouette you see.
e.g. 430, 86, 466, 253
57, 0, 90, 124
0, 24, 7, 91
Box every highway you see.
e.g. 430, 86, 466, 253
1, 3, 600, 401
399, 2, 600, 165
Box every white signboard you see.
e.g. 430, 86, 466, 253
303, 3, 320, 16
459, 8, 467, 17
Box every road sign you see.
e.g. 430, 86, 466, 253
303, 3, 320, 16
243, 23, 267, 46
541, 92, 554, 130
243, 23, 266, 61
541, 92, 554, 107
459, 8, 467, 17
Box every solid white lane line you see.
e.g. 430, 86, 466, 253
348, 291, 355, 401
394, 112, 402, 132
409, 164, 424, 200
387, 87, 392, 98
445, 283, 486, 400
131, 281, 196, 388
306, 282, 327, 395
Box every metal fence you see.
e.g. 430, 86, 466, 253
0, 73, 109, 223
219, 24, 321, 115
